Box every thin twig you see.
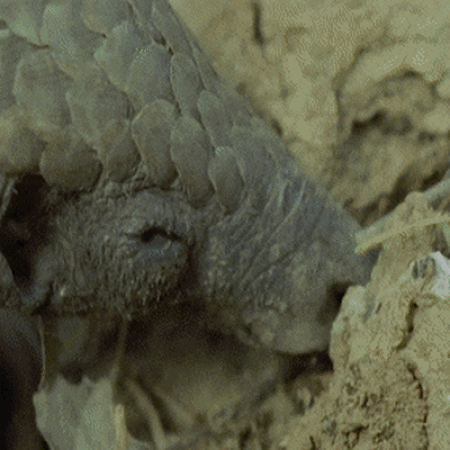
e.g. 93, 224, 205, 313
125, 378, 168, 450
357, 172, 450, 253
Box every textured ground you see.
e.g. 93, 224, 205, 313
282, 193, 450, 449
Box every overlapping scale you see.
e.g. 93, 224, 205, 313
39, 130, 101, 191
95, 118, 140, 183
125, 43, 173, 111
151, 0, 192, 56
94, 21, 146, 92
191, 45, 220, 96
131, 99, 178, 187
0, 106, 44, 175
170, 53, 203, 121
80, 0, 127, 35
230, 125, 275, 208
170, 115, 214, 204
126, 0, 162, 44
13, 50, 72, 141
207, 146, 244, 213
40, 0, 103, 78
66, 79, 128, 147
0, 0, 46, 45
198, 91, 232, 147
0, 31, 28, 112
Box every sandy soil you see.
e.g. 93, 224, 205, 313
282, 193, 450, 449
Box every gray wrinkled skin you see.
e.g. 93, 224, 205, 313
0, 0, 377, 354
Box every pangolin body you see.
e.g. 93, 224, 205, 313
0, 0, 377, 354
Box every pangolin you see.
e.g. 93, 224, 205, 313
0, 0, 378, 354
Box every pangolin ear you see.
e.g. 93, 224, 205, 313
0, 174, 54, 311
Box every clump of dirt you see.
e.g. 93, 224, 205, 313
280, 192, 450, 449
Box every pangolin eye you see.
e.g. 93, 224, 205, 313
127, 226, 188, 278
139, 227, 176, 244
